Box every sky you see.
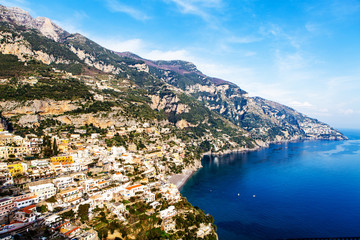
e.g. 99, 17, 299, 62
1, 0, 360, 129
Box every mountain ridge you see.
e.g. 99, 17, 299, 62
0, 4, 347, 151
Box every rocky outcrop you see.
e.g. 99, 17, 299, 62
150, 95, 189, 114
0, 31, 71, 64
0, 100, 79, 116
0, 5, 69, 42
56, 113, 126, 128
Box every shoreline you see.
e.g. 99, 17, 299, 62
168, 169, 196, 190
168, 138, 347, 190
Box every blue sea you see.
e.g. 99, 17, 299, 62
181, 129, 360, 240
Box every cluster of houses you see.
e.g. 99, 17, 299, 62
0, 122, 214, 239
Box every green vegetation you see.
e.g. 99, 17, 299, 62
0, 53, 52, 78
51, 63, 83, 75
22, 31, 80, 62
68, 101, 116, 114
36, 205, 48, 213
0, 77, 92, 101
78, 204, 90, 222
60, 209, 75, 220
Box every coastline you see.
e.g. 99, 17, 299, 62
169, 137, 348, 190
168, 169, 196, 190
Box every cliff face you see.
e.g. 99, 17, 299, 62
0, 5, 346, 152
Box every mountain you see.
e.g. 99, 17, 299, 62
117, 53, 346, 142
0, 5, 346, 157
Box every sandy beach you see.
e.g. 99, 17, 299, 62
168, 169, 195, 190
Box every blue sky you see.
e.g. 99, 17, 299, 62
1, 0, 360, 129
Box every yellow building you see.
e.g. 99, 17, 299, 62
7, 163, 24, 176
50, 155, 73, 164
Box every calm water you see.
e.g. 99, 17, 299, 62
181, 129, 360, 239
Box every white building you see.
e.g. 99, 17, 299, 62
160, 206, 177, 219
13, 196, 37, 209
29, 183, 57, 201
111, 172, 129, 183
53, 177, 74, 190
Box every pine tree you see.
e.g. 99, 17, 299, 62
53, 138, 58, 156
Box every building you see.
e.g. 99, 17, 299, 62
161, 218, 176, 233
50, 155, 73, 164
110, 202, 126, 216
6, 146, 30, 158
53, 177, 74, 190
97, 180, 110, 189
0, 146, 8, 159
7, 163, 27, 176
123, 184, 145, 197
29, 183, 57, 201
0, 198, 15, 218
59, 187, 82, 203
160, 206, 177, 219
74, 229, 99, 240
14, 204, 36, 223
13, 196, 37, 209
197, 223, 212, 238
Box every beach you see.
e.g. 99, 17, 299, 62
168, 169, 195, 190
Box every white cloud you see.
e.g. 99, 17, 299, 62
143, 49, 191, 61
94, 38, 145, 53
305, 23, 318, 33
290, 101, 313, 108
53, 11, 89, 35
165, 0, 222, 22
105, 0, 149, 21
341, 109, 355, 115
94, 37, 192, 61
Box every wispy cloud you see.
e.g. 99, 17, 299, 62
105, 0, 149, 21
330, 0, 360, 18
94, 37, 145, 53
143, 49, 191, 61
53, 10, 89, 34
260, 24, 304, 49
290, 101, 313, 108
165, 0, 223, 22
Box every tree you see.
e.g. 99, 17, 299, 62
46, 196, 57, 203
36, 205, 48, 213
53, 138, 58, 155
61, 209, 75, 220
147, 228, 163, 240
78, 204, 90, 222
98, 228, 108, 239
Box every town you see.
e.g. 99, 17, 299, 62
0, 122, 217, 240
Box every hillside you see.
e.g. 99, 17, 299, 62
117, 53, 346, 142
0, 5, 346, 156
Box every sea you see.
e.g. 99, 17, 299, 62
181, 129, 360, 240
